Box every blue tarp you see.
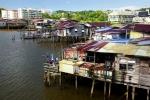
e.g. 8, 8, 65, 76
95, 27, 112, 32
108, 39, 130, 43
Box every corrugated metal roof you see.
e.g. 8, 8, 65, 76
77, 41, 97, 51
78, 41, 108, 52
89, 43, 150, 57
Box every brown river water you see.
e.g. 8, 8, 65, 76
0, 31, 148, 100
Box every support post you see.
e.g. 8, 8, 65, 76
132, 87, 135, 100
90, 79, 95, 97
59, 72, 62, 86
108, 82, 111, 99
126, 84, 129, 100
44, 72, 46, 83
75, 75, 78, 89
104, 81, 107, 100
47, 72, 50, 86
147, 89, 149, 100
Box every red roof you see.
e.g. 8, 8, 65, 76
123, 24, 150, 33
56, 20, 78, 30
77, 41, 108, 52
133, 24, 150, 33
77, 41, 97, 51
79, 63, 94, 68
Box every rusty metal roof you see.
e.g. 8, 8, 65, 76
77, 41, 108, 52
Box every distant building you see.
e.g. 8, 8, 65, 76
40, 9, 52, 14
2, 8, 51, 20
55, 20, 91, 37
132, 11, 150, 23
18, 8, 42, 19
108, 10, 135, 23
1, 10, 18, 19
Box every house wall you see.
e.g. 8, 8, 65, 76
58, 30, 65, 36
0, 21, 6, 27
108, 15, 120, 22
133, 17, 150, 23
114, 55, 150, 86
68, 25, 88, 37
130, 31, 150, 39
108, 15, 134, 23
130, 31, 143, 39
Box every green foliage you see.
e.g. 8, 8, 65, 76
42, 10, 108, 22
42, 13, 51, 19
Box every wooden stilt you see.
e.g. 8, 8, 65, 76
59, 72, 62, 86
126, 84, 129, 100
90, 79, 95, 97
47, 72, 50, 86
132, 87, 135, 100
147, 89, 149, 100
108, 82, 111, 99
75, 75, 78, 89
43, 72, 46, 83
104, 81, 107, 100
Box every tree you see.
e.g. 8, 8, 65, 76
42, 13, 50, 18
42, 10, 109, 22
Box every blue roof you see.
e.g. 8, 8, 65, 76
108, 39, 130, 43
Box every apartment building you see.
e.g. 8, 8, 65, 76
1, 10, 18, 19
108, 10, 135, 23
18, 8, 42, 19
2, 8, 51, 20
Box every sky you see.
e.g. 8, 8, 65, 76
0, 0, 150, 11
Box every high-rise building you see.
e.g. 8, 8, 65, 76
18, 8, 42, 19
2, 8, 51, 20
1, 10, 18, 19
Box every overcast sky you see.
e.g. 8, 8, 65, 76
0, 0, 150, 11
